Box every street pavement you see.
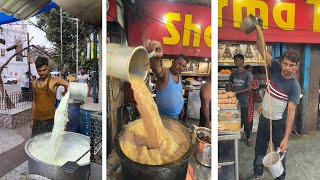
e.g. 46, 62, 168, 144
236, 131, 320, 180
0, 89, 95, 179
218, 104, 320, 180
0, 90, 33, 179
0, 123, 30, 179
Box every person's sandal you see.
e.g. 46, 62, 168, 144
247, 138, 252, 146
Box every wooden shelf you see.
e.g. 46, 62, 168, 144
182, 73, 210, 77
218, 59, 265, 66
219, 61, 265, 66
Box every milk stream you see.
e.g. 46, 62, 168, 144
255, 23, 274, 165
48, 91, 70, 162
120, 74, 189, 165
130, 74, 165, 149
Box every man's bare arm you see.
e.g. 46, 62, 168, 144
279, 101, 297, 152
284, 102, 297, 141
150, 57, 165, 78
55, 77, 68, 87
30, 81, 36, 128
143, 40, 165, 78
234, 82, 253, 95
200, 83, 211, 128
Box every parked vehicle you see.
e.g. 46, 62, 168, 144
1, 74, 18, 84
50, 71, 61, 77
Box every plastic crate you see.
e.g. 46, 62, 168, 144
90, 111, 102, 164
79, 103, 101, 136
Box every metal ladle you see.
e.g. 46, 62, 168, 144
61, 149, 90, 174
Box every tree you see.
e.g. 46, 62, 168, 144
0, 45, 46, 109
35, 7, 93, 72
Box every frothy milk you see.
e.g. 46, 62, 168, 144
49, 91, 71, 161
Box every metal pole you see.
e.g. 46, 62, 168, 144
234, 139, 239, 180
76, 18, 79, 77
27, 33, 31, 89
93, 29, 98, 103
60, 7, 63, 68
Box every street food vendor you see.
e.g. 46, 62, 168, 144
30, 57, 68, 137
143, 40, 188, 119
247, 16, 301, 180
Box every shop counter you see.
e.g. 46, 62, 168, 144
218, 107, 241, 180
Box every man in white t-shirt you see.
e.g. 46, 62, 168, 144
77, 68, 90, 97
56, 85, 65, 108
77, 69, 89, 83
20, 72, 30, 102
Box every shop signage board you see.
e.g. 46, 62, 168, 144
219, 0, 320, 43
127, 1, 211, 57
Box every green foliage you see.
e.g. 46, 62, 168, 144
35, 7, 93, 71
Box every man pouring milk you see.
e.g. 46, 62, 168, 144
247, 16, 301, 180
143, 40, 189, 120
30, 57, 68, 137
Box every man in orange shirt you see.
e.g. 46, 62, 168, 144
31, 57, 68, 137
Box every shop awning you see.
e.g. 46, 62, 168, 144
53, 0, 101, 26
0, 0, 101, 26
0, 0, 57, 25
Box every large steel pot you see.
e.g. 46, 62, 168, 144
114, 117, 196, 180
25, 132, 90, 180
194, 127, 211, 167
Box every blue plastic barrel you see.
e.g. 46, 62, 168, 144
67, 100, 84, 133
79, 103, 102, 136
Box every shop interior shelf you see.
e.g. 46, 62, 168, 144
182, 73, 210, 76
219, 61, 265, 66
218, 74, 230, 81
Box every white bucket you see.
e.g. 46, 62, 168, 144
263, 150, 286, 178
68, 82, 88, 100
107, 43, 150, 82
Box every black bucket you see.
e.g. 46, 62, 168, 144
114, 117, 196, 180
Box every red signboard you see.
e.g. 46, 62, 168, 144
128, 1, 211, 57
219, 0, 320, 43
107, 0, 116, 21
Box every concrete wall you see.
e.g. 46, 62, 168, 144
275, 44, 319, 134
107, 76, 124, 155
288, 44, 320, 133
307, 46, 320, 130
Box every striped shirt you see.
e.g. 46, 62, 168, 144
262, 61, 301, 120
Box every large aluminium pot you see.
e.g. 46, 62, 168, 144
25, 132, 90, 180
194, 127, 211, 167
114, 117, 196, 180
